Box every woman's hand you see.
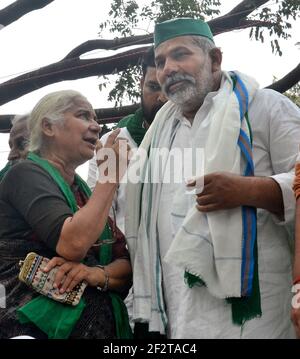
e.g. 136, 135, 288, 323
43, 257, 104, 294
96, 129, 131, 184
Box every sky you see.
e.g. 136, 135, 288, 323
0, 0, 299, 178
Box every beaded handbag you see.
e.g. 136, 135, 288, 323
18, 252, 87, 306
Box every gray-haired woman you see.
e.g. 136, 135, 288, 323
0, 90, 132, 339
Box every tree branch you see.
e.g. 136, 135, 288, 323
64, 35, 153, 59
0, 0, 54, 28
0, 115, 14, 133
226, 0, 269, 18
95, 104, 139, 122
212, 19, 274, 34
266, 62, 300, 93
208, 0, 269, 34
0, 104, 140, 133
0, 46, 150, 106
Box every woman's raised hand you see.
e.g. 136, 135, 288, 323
96, 129, 131, 184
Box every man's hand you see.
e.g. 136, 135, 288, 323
194, 172, 244, 212
193, 171, 284, 217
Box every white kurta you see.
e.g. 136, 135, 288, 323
157, 88, 300, 338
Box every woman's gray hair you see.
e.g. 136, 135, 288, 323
28, 89, 89, 153
191, 35, 216, 54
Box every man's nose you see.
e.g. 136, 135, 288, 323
162, 57, 179, 77
158, 92, 168, 104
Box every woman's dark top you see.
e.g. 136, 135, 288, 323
0, 160, 130, 339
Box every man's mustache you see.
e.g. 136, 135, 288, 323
163, 73, 196, 94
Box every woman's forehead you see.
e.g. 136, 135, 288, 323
70, 99, 94, 113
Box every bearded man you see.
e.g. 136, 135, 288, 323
125, 18, 300, 338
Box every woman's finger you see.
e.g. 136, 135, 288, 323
53, 262, 73, 288
43, 257, 66, 272
65, 271, 86, 293
105, 128, 121, 147
60, 266, 83, 293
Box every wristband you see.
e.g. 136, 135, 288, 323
95, 265, 109, 292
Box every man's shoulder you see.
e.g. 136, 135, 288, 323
251, 88, 300, 113
249, 88, 300, 127
253, 88, 296, 105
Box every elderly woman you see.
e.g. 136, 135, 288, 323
0, 90, 132, 339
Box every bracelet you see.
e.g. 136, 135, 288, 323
95, 265, 109, 292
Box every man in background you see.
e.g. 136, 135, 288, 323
0, 115, 29, 181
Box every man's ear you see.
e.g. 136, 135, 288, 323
41, 118, 55, 137
209, 48, 222, 73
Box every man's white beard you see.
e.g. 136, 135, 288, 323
168, 84, 199, 107
167, 64, 215, 111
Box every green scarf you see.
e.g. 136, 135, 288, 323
0, 162, 11, 181
117, 108, 147, 146
18, 152, 132, 339
185, 236, 261, 326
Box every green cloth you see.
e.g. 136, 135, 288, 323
117, 108, 147, 146
184, 235, 261, 326
18, 296, 85, 339
154, 18, 214, 48
227, 236, 261, 325
0, 162, 11, 181
17, 152, 132, 339
98, 227, 133, 339
110, 294, 133, 339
